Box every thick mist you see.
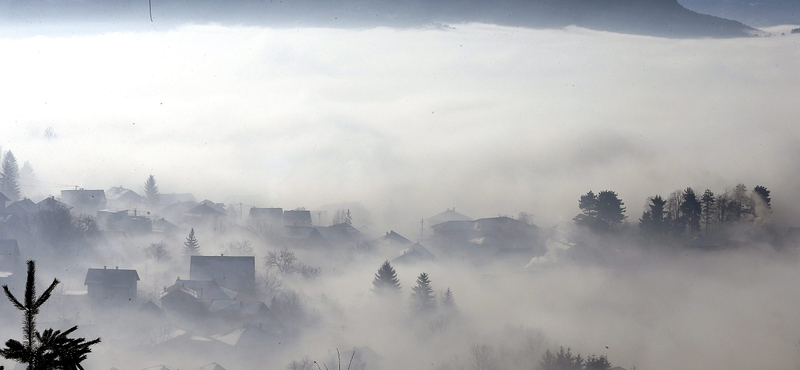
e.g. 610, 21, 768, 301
2, 24, 800, 233
1, 21, 800, 370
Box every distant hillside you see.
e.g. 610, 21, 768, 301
678, 0, 800, 27
0, 0, 757, 38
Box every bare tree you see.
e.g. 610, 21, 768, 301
469, 344, 497, 370
265, 249, 298, 274
145, 241, 171, 261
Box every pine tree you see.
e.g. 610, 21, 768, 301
441, 287, 455, 308
0, 151, 21, 201
183, 228, 200, 256
410, 272, 436, 313
639, 195, 667, 239
680, 187, 702, 237
143, 175, 160, 205
700, 189, 716, 231
372, 261, 401, 295
1, 260, 100, 370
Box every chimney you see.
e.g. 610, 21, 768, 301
103, 266, 106, 269
115, 266, 118, 269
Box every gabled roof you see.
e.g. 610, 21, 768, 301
392, 243, 435, 264
0, 239, 20, 256
374, 230, 414, 246
315, 223, 362, 244
84, 267, 140, 286
426, 208, 472, 226
200, 363, 228, 370
37, 197, 72, 211
199, 200, 227, 214
106, 186, 143, 202
186, 203, 225, 217
284, 225, 324, 240
152, 218, 179, 232
4, 199, 39, 215
162, 279, 238, 301
0, 192, 9, 202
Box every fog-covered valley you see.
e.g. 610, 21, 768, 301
1, 14, 800, 370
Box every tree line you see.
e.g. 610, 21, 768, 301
574, 184, 775, 243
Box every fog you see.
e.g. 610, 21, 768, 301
1, 19, 800, 370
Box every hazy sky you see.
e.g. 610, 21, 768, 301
1, 23, 799, 232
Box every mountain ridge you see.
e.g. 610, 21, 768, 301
0, 0, 758, 38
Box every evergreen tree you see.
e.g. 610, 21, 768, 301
183, 228, 200, 256
584, 354, 612, 370
0, 151, 21, 201
574, 190, 625, 232
410, 272, 436, 313
372, 261, 401, 295
595, 190, 626, 229
680, 187, 702, 236
700, 189, 716, 231
143, 175, 160, 205
539, 347, 583, 370
639, 195, 667, 239
441, 287, 455, 308
1, 260, 100, 370
578, 191, 598, 217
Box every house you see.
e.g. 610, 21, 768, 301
284, 210, 312, 227
433, 216, 540, 249
1, 199, 39, 218
37, 196, 72, 212
160, 278, 239, 317
106, 186, 144, 208
185, 200, 227, 222
84, 266, 139, 305
373, 230, 414, 247
60, 189, 106, 215
315, 223, 364, 248
152, 218, 180, 235
392, 243, 435, 265
158, 193, 197, 206
426, 208, 472, 227
96, 209, 152, 234
249, 207, 284, 233
190, 255, 255, 293
282, 226, 329, 249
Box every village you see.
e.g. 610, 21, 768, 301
0, 178, 563, 370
